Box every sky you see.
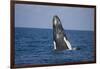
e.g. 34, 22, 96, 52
15, 4, 94, 31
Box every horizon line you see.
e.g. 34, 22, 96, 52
15, 26, 94, 31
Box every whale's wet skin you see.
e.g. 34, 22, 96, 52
53, 15, 73, 51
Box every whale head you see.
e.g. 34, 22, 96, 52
53, 15, 61, 26
53, 15, 63, 34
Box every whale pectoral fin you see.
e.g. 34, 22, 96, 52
64, 37, 72, 50
53, 41, 56, 50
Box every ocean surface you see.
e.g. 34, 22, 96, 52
15, 27, 95, 65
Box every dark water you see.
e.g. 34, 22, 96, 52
15, 27, 95, 65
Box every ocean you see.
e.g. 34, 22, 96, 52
15, 27, 95, 65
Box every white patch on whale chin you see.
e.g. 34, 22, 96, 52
54, 19, 57, 25
64, 37, 72, 50
53, 41, 56, 50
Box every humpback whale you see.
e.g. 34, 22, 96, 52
53, 15, 73, 51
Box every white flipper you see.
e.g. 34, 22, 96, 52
53, 41, 56, 50
64, 37, 72, 50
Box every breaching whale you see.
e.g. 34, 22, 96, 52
53, 15, 74, 51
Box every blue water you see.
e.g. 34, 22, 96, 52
15, 27, 95, 65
